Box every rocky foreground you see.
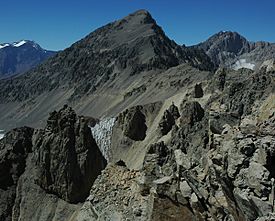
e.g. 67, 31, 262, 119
0, 65, 274, 220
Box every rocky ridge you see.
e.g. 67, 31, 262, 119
73, 66, 275, 220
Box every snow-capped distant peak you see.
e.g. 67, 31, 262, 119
0, 40, 45, 51
13, 40, 27, 47
0, 43, 10, 49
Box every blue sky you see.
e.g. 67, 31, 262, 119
1, 0, 275, 50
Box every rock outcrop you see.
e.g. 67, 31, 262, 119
117, 106, 147, 141
0, 106, 107, 220
193, 83, 204, 98
0, 127, 34, 221
33, 105, 107, 203
158, 104, 180, 136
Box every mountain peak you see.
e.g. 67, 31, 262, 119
194, 30, 251, 66
127, 9, 155, 23
0, 40, 43, 50
0, 40, 56, 78
127, 9, 152, 20
129, 9, 151, 16
217, 30, 240, 35
209, 31, 247, 42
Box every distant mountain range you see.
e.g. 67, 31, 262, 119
0, 10, 274, 130
0, 40, 56, 78
1, 24, 274, 80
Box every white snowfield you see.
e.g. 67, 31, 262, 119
13, 40, 27, 47
232, 59, 255, 70
0, 43, 10, 49
90, 118, 116, 162
0, 40, 28, 50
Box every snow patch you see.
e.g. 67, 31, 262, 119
0, 43, 10, 49
13, 40, 27, 47
0, 130, 4, 140
232, 59, 255, 70
90, 118, 116, 162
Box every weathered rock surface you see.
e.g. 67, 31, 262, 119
34, 105, 107, 203
0, 127, 33, 221
116, 105, 147, 141
75, 66, 274, 221
0, 106, 107, 220
158, 110, 175, 136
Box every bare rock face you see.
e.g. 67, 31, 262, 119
117, 105, 147, 141
193, 83, 204, 98
33, 105, 107, 203
0, 127, 34, 221
209, 112, 240, 134
0, 127, 34, 189
180, 101, 205, 126
159, 110, 175, 136
168, 103, 180, 120
158, 104, 180, 136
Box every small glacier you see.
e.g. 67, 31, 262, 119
232, 59, 255, 70
90, 118, 116, 162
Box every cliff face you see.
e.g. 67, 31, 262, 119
0, 106, 106, 220
33, 105, 107, 203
